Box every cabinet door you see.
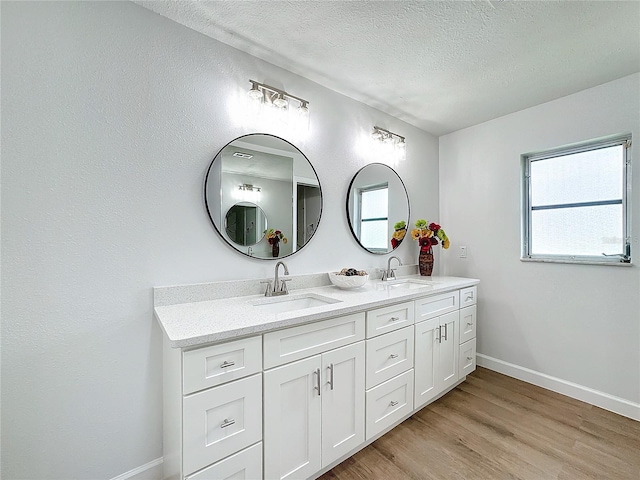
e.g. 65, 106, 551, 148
438, 311, 459, 392
321, 342, 365, 468
264, 356, 322, 480
414, 317, 440, 408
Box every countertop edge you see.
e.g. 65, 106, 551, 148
157, 276, 480, 349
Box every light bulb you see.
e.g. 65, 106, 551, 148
273, 94, 288, 108
297, 102, 309, 118
371, 130, 382, 141
248, 82, 262, 100
396, 138, 406, 149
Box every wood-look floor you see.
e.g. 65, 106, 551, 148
319, 367, 640, 480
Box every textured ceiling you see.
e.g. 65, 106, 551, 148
135, 0, 640, 136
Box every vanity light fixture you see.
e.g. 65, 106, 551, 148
247, 80, 309, 114
370, 126, 406, 164
233, 152, 254, 159
238, 183, 261, 193
237, 183, 261, 202
372, 126, 405, 146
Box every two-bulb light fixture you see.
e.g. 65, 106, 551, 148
247, 80, 310, 125
371, 126, 406, 164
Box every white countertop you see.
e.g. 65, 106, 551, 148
155, 275, 479, 348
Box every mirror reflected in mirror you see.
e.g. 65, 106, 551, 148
224, 202, 267, 246
346, 163, 410, 254
205, 134, 322, 259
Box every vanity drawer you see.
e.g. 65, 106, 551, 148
459, 305, 477, 345
183, 336, 262, 394
366, 301, 414, 338
185, 442, 262, 480
263, 313, 365, 369
366, 326, 414, 389
415, 291, 459, 322
366, 369, 414, 440
460, 286, 477, 307
183, 374, 262, 476
459, 338, 477, 378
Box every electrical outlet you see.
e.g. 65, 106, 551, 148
460, 246, 467, 258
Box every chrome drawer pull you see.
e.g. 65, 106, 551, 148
467, 356, 473, 361
443, 323, 448, 341
436, 325, 441, 343
220, 418, 235, 428
220, 361, 235, 368
466, 293, 474, 301
389, 400, 399, 407
328, 363, 334, 390
466, 322, 473, 326
389, 353, 399, 359
314, 368, 321, 396
389, 316, 400, 322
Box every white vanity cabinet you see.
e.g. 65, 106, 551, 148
262, 314, 366, 480
158, 278, 479, 480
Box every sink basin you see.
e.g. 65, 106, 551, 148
376, 279, 441, 291
250, 293, 342, 314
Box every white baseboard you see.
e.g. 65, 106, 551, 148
477, 354, 640, 421
110, 457, 163, 480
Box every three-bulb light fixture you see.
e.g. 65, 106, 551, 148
247, 80, 310, 121
370, 126, 406, 164
236, 183, 261, 202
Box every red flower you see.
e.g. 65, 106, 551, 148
275, 230, 282, 236
429, 223, 441, 232
391, 238, 399, 249
419, 237, 430, 247
430, 237, 439, 246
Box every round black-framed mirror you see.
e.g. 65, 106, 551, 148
224, 202, 268, 246
205, 133, 322, 259
346, 163, 410, 254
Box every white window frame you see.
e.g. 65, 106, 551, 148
357, 183, 389, 253
521, 134, 632, 265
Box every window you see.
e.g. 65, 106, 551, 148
358, 183, 389, 252
522, 135, 631, 264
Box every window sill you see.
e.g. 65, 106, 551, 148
520, 257, 633, 267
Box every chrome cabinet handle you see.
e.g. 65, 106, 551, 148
467, 356, 473, 361
466, 322, 473, 326
389, 353, 399, 359
389, 316, 400, 322
314, 368, 321, 396
220, 360, 235, 368
389, 400, 399, 407
466, 293, 474, 301
328, 363, 334, 390
221, 418, 235, 428
436, 325, 441, 343
443, 323, 448, 341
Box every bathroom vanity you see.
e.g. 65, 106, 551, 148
155, 274, 479, 480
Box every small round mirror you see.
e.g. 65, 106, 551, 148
205, 133, 322, 259
224, 202, 268, 246
346, 163, 410, 254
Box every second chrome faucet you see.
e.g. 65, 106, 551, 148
261, 261, 291, 296
382, 256, 402, 281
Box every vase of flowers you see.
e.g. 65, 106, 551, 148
411, 220, 450, 276
265, 229, 287, 258
391, 221, 407, 250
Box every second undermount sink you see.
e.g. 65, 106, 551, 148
250, 293, 342, 314
376, 279, 441, 290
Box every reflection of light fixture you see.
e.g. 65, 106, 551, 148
233, 152, 253, 159
237, 183, 262, 202
238, 183, 261, 193
247, 80, 309, 113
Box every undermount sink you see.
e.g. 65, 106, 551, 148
250, 293, 342, 314
376, 279, 441, 290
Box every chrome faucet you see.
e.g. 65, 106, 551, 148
382, 256, 402, 281
261, 261, 291, 296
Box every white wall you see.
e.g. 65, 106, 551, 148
440, 74, 640, 409
0, 2, 439, 478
